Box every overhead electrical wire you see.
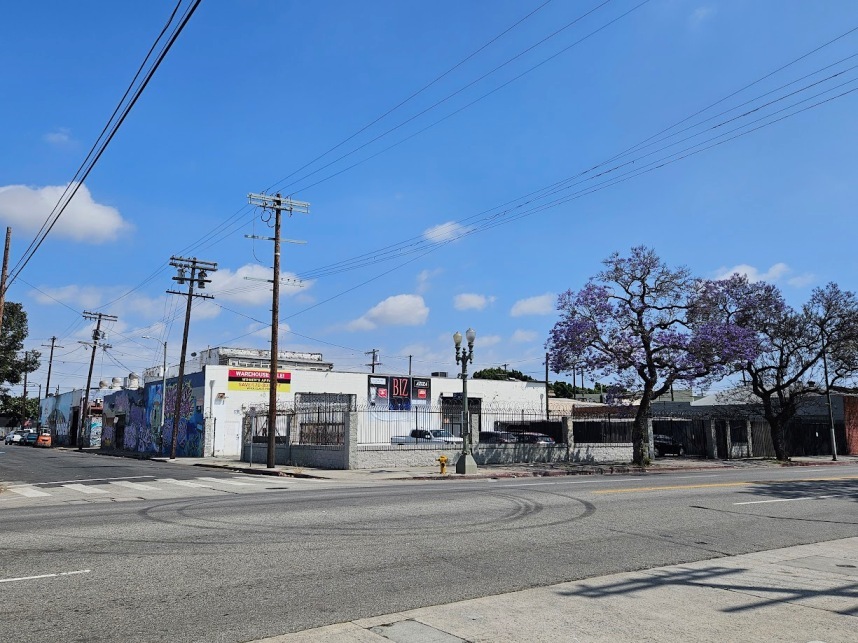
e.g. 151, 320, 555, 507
87, 0, 624, 308
3, 0, 203, 293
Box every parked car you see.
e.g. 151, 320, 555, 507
36, 432, 52, 448
391, 429, 463, 445
22, 431, 39, 446
516, 432, 556, 445
4, 430, 25, 445
479, 431, 518, 444
653, 434, 685, 457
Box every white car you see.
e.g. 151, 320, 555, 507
391, 429, 463, 445
4, 430, 25, 445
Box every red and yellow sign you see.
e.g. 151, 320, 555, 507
228, 368, 291, 392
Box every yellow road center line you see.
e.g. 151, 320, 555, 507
594, 475, 858, 495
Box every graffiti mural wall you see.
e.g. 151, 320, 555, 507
40, 390, 75, 446
157, 371, 206, 457
102, 389, 154, 453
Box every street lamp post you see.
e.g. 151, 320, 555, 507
142, 336, 167, 454
454, 328, 478, 475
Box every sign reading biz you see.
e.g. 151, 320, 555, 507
368, 376, 431, 409
228, 368, 291, 392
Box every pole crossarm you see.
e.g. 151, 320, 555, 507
166, 256, 218, 459
246, 192, 310, 468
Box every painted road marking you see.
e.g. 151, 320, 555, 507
0, 570, 91, 584
195, 476, 256, 486
7, 486, 50, 498
7, 475, 156, 487
595, 476, 858, 495
109, 480, 160, 491
159, 478, 207, 488
734, 495, 840, 505
62, 484, 108, 494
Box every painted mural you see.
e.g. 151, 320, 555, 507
102, 389, 154, 453
40, 391, 74, 446
152, 371, 206, 457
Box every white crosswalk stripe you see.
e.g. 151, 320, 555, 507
158, 478, 207, 488
62, 483, 108, 494
109, 480, 159, 491
7, 486, 50, 498
1, 474, 300, 502
195, 476, 257, 486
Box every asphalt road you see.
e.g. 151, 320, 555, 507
1, 448, 857, 643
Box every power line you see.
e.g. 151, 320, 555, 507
4, 0, 203, 291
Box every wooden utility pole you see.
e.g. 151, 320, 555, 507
167, 256, 216, 459
21, 350, 29, 425
365, 349, 381, 374
41, 336, 62, 404
247, 193, 309, 469
0, 227, 12, 329
79, 312, 117, 448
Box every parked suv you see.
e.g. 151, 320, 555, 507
653, 434, 685, 457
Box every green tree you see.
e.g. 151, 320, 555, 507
473, 367, 535, 382
0, 302, 40, 421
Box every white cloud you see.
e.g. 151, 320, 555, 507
689, 6, 715, 27
478, 334, 502, 347
347, 294, 429, 331
423, 221, 468, 243
209, 263, 311, 306
416, 268, 442, 294
32, 284, 105, 309
510, 293, 555, 317
715, 262, 816, 289
511, 329, 538, 343
0, 183, 131, 243
787, 273, 815, 288
43, 128, 73, 146
454, 293, 495, 311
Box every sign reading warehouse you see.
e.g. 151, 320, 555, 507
228, 368, 292, 392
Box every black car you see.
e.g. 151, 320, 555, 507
479, 431, 518, 444
653, 434, 685, 457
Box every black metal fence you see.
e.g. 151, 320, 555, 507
357, 405, 567, 450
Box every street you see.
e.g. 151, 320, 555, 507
1, 447, 857, 642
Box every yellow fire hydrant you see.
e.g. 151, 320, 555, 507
437, 454, 448, 475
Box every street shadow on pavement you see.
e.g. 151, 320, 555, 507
734, 477, 858, 504
557, 565, 858, 616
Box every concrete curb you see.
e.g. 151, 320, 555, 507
190, 462, 327, 479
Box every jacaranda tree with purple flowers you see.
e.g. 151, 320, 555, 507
701, 276, 858, 460
547, 247, 757, 465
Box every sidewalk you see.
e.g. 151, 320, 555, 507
145, 453, 858, 482
254, 537, 858, 643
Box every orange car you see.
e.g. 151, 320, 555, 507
35, 432, 52, 448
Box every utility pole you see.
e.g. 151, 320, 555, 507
21, 350, 29, 426
167, 256, 216, 459
0, 227, 11, 329
41, 336, 62, 404
408, 355, 412, 376
545, 352, 550, 420
365, 349, 381, 374
247, 192, 309, 469
79, 312, 117, 448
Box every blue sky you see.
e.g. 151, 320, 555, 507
2, 0, 857, 396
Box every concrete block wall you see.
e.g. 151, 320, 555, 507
475, 445, 569, 465
569, 443, 633, 463
351, 446, 460, 469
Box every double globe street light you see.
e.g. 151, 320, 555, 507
453, 327, 477, 475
